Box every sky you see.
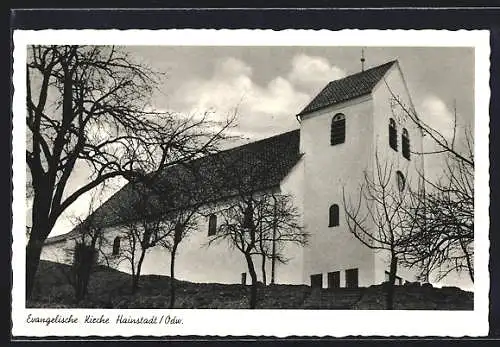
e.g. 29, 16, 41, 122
27, 45, 475, 288
130, 46, 474, 141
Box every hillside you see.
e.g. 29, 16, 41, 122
28, 260, 473, 310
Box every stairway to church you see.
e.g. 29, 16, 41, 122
301, 288, 365, 309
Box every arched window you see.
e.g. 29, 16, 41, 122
402, 128, 410, 160
331, 113, 346, 145
396, 171, 406, 192
329, 204, 340, 227
208, 214, 217, 236
112, 236, 121, 256
389, 118, 398, 151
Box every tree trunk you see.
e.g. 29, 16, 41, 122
169, 243, 178, 309
460, 238, 474, 283
26, 235, 44, 300
26, 191, 52, 300
386, 255, 398, 310
261, 254, 266, 286
73, 244, 96, 302
270, 229, 276, 285
132, 249, 147, 294
26, 208, 50, 299
244, 252, 258, 309
270, 196, 277, 285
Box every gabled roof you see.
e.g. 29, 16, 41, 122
297, 60, 397, 117
46, 130, 302, 243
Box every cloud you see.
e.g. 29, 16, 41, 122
173, 57, 311, 140
288, 54, 346, 90
214, 57, 253, 78
169, 54, 348, 142
419, 95, 455, 141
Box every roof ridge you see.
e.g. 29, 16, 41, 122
330, 60, 396, 85
183, 129, 300, 166
297, 60, 397, 117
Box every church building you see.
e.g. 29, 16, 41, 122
41, 59, 424, 288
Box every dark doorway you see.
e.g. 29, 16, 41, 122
345, 268, 359, 288
328, 271, 340, 289
310, 274, 323, 288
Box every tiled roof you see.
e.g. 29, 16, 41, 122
297, 60, 396, 117
44, 233, 73, 245
46, 130, 302, 242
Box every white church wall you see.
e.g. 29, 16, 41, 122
40, 240, 73, 265
43, 179, 307, 286
370, 62, 425, 284
277, 157, 306, 284
85, 218, 251, 285
300, 95, 379, 288
372, 62, 424, 193
133, 186, 306, 285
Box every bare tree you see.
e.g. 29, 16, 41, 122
209, 191, 307, 309
343, 153, 421, 310
256, 194, 305, 285
158, 210, 199, 309
63, 191, 110, 302
402, 132, 474, 283
386, 87, 474, 283
385, 83, 473, 167
25, 45, 232, 298
65, 220, 101, 302
113, 182, 179, 294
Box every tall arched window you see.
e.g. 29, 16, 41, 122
396, 171, 406, 192
402, 128, 410, 160
331, 113, 346, 145
112, 236, 121, 256
208, 214, 217, 236
329, 204, 340, 227
389, 118, 398, 151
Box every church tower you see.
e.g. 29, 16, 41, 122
297, 60, 424, 288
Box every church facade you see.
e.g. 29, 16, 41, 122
41, 60, 424, 288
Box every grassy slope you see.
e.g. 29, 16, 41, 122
28, 260, 473, 310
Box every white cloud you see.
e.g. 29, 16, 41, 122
288, 54, 346, 90
173, 57, 311, 139
214, 57, 253, 78
419, 95, 455, 141
250, 76, 308, 116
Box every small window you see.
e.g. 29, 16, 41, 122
396, 171, 406, 192
208, 214, 217, 236
345, 268, 359, 288
328, 271, 341, 289
389, 118, 398, 151
112, 236, 121, 256
402, 128, 410, 160
331, 113, 346, 145
329, 204, 339, 227
311, 274, 323, 288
